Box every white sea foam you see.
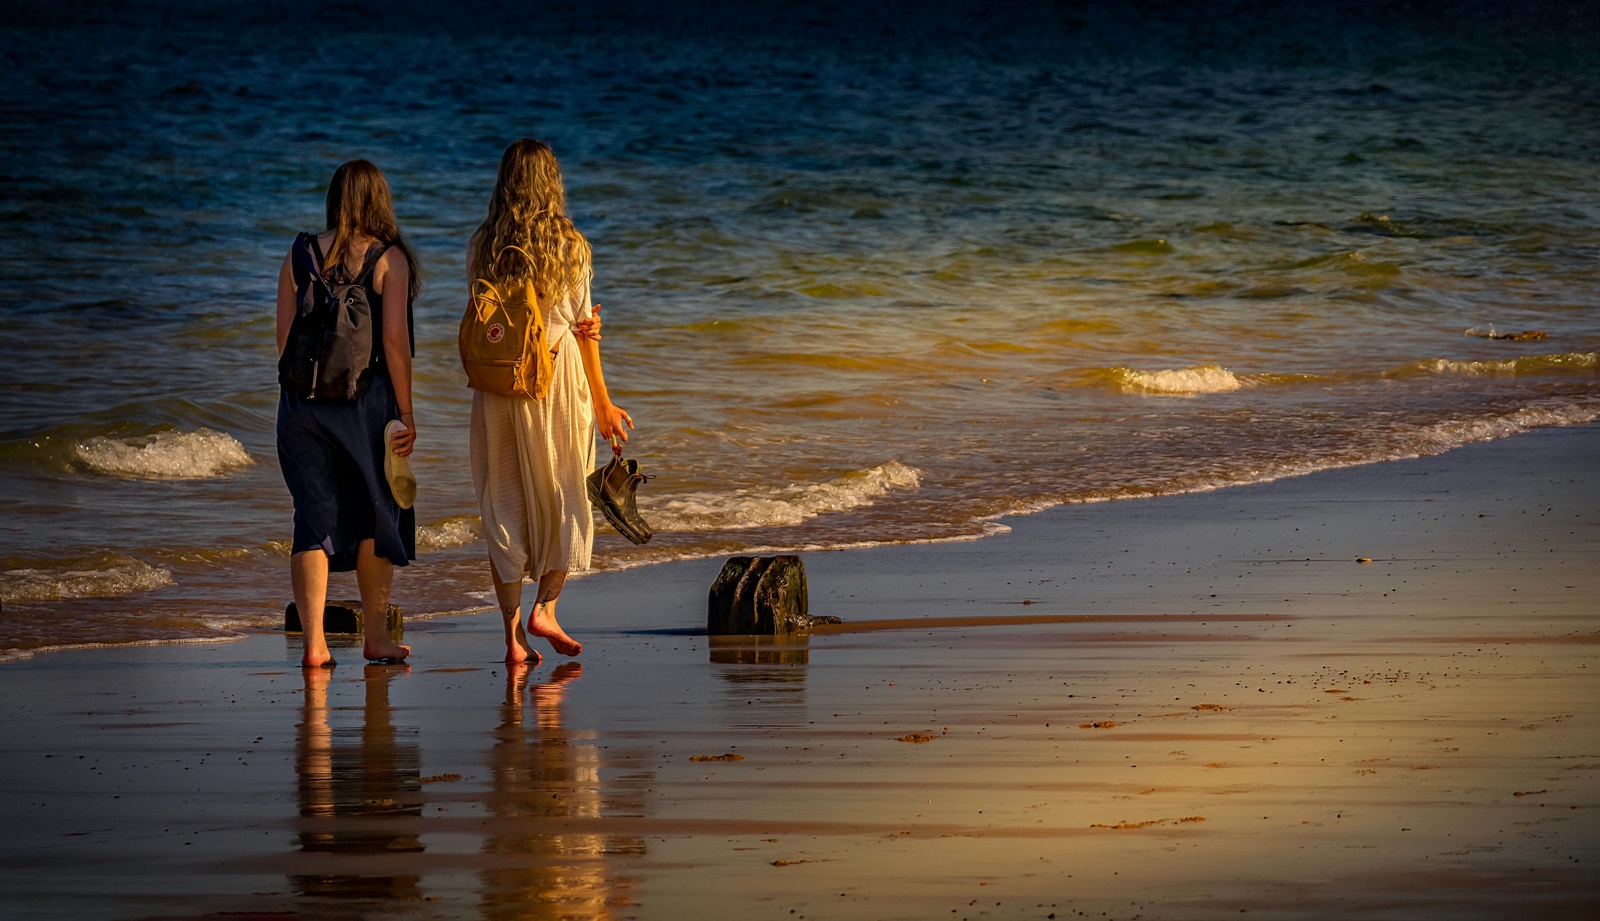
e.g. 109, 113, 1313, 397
417, 514, 483, 549
404, 604, 497, 622
1035, 398, 1600, 514
1409, 352, 1597, 377
1113, 364, 1244, 395
590, 518, 1013, 578
73, 428, 253, 479
0, 556, 174, 603
650, 461, 921, 531
1415, 357, 1518, 375
1408, 401, 1600, 449
0, 633, 244, 665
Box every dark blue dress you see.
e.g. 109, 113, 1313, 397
276, 235, 416, 571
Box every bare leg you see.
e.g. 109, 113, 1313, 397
292, 550, 334, 668
527, 569, 581, 657
493, 565, 540, 666
357, 538, 411, 661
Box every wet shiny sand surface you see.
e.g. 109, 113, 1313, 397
1, 426, 1596, 920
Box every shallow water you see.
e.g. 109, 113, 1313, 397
1, 7, 1598, 654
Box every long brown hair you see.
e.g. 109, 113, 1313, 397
468, 139, 592, 305
323, 159, 421, 298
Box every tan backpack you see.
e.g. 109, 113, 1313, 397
458, 247, 554, 400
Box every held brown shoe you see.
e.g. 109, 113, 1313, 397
586, 455, 653, 544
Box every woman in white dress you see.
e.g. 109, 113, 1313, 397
468, 139, 632, 665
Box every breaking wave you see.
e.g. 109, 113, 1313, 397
1103, 352, 1596, 396
1111, 364, 1245, 395
0, 555, 174, 603
72, 428, 253, 479
417, 514, 483, 550
1401, 352, 1598, 378
650, 461, 922, 531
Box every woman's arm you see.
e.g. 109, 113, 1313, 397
375, 248, 417, 457
275, 251, 296, 357
574, 332, 632, 451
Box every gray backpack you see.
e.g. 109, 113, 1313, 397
277, 232, 389, 400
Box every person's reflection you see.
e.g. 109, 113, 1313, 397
293, 664, 424, 904
480, 663, 644, 920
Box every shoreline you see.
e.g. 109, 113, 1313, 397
5, 415, 1598, 663
0, 423, 1595, 919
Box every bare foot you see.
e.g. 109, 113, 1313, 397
527, 602, 582, 657
504, 618, 542, 666
302, 647, 336, 669
363, 637, 411, 662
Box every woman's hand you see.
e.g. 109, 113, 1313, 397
574, 304, 602, 341
595, 401, 632, 454
390, 414, 417, 458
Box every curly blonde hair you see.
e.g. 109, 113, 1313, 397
468, 139, 592, 306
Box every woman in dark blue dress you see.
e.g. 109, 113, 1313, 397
275, 159, 420, 668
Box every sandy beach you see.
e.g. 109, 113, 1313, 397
2, 424, 1596, 920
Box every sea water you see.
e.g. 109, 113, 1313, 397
1, 5, 1597, 655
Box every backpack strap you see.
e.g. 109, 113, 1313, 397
356, 241, 392, 281
303, 232, 331, 280
290, 232, 312, 281
471, 278, 510, 323
492, 244, 540, 290
304, 234, 386, 286
291, 232, 331, 318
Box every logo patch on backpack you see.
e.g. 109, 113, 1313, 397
486, 323, 505, 344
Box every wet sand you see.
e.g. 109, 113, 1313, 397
1, 425, 1597, 920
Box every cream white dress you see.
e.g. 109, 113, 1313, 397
470, 282, 595, 584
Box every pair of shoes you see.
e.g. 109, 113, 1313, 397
587, 453, 653, 544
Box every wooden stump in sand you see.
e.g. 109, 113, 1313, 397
284, 601, 403, 639
707, 555, 840, 635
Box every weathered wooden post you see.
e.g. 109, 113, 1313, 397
284, 601, 404, 639
707, 555, 840, 635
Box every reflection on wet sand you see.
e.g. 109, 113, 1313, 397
481, 663, 647, 920
709, 635, 810, 729
293, 664, 424, 905
708, 634, 812, 668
